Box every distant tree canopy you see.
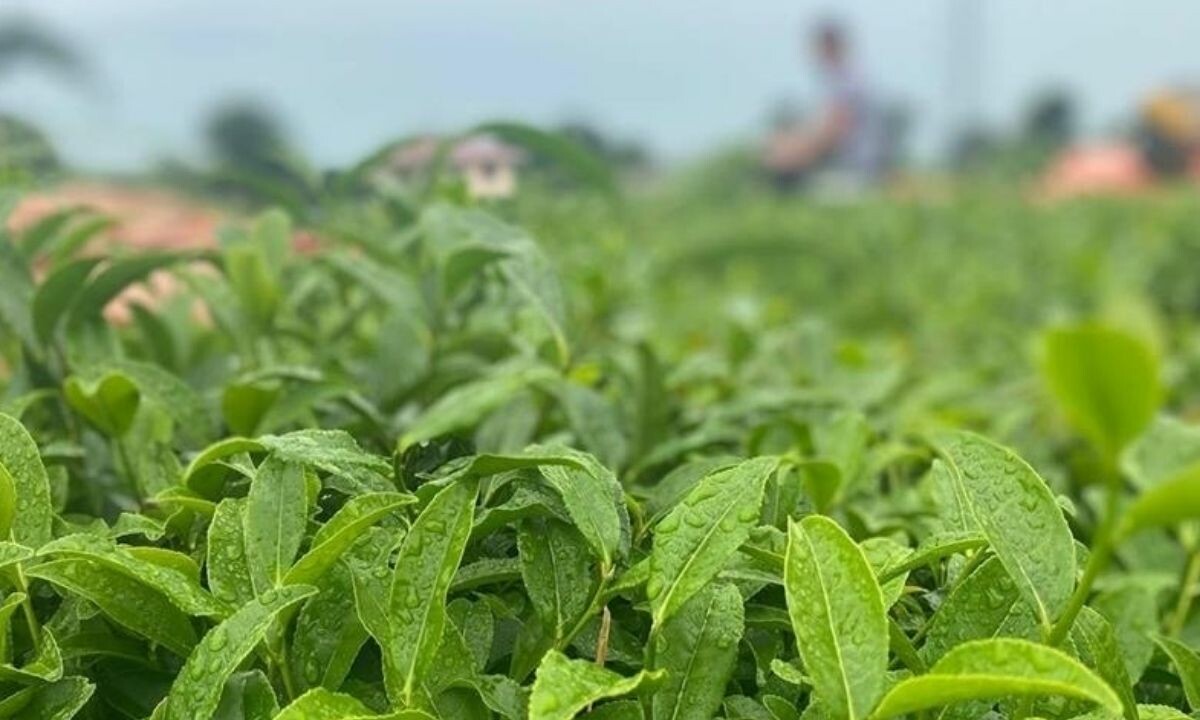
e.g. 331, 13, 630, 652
0, 15, 85, 81
0, 114, 58, 176
1023, 88, 1076, 150
205, 101, 293, 176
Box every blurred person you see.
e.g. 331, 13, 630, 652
763, 19, 886, 195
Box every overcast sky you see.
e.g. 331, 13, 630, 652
4, 0, 1200, 171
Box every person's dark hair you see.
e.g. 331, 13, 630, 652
813, 17, 847, 53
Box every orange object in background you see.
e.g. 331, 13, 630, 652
1039, 142, 1153, 200
8, 182, 318, 324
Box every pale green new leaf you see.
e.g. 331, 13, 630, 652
649, 457, 778, 627
935, 432, 1075, 628
1041, 324, 1161, 460
651, 582, 744, 720
529, 650, 661, 720
162, 584, 316, 720
385, 477, 479, 706
784, 515, 887, 720
871, 638, 1122, 719
275, 688, 373, 719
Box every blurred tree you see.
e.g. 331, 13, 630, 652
0, 15, 87, 178
1024, 88, 1076, 150
0, 15, 85, 81
202, 100, 317, 212
205, 100, 292, 177
0, 114, 58, 175
556, 121, 650, 171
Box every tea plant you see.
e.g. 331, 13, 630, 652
1, 184, 1200, 720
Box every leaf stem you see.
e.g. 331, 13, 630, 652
12, 565, 42, 653
1168, 547, 1200, 637
1047, 476, 1120, 646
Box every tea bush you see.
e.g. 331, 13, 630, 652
1, 184, 1200, 719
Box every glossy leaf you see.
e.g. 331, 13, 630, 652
649, 457, 778, 627
871, 638, 1122, 719
935, 432, 1075, 628
385, 477, 479, 706
784, 515, 887, 720
161, 584, 316, 720
529, 650, 661, 720
651, 582, 744, 720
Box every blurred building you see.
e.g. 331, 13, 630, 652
378, 133, 525, 199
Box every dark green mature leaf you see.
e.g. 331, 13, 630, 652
1041, 324, 1161, 460
2, 676, 95, 720
935, 432, 1075, 628
534, 446, 626, 570
31, 256, 102, 345
1154, 635, 1200, 710
651, 582, 743, 720
245, 455, 309, 592
284, 491, 414, 586
649, 457, 778, 627
529, 650, 661, 720
1072, 607, 1136, 720
872, 638, 1122, 719
385, 477, 479, 706
784, 515, 887, 720
0, 413, 52, 548
519, 518, 596, 644
161, 584, 316, 720
398, 363, 559, 452
27, 558, 198, 656
38, 533, 226, 617
921, 556, 1038, 664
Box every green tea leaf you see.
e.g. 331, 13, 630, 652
207, 498, 256, 609
275, 688, 373, 719
1154, 635, 1200, 710
38, 533, 226, 617
871, 638, 1122, 719
161, 584, 316, 720
0, 413, 53, 548
28, 558, 198, 656
1071, 607, 1136, 720
651, 582, 743, 720
935, 432, 1075, 628
1041, 324, 1161, 460
385, 477, 479, 706
519, 517, 596, 644
529, 650, 661, 720
535, 446, 625, 570
245, 455, 309, 593
649, 457, 777, 627
784, 515, 887, 720
1117, 464, 1200, 540
284, 491, 414, 586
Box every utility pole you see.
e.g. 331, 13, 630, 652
947, 0, 985, 153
